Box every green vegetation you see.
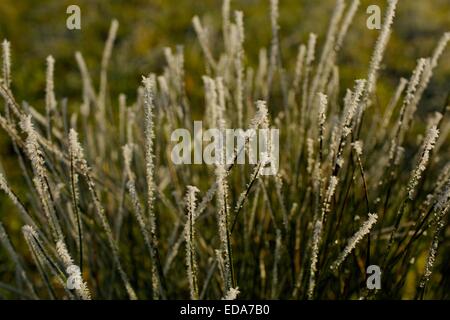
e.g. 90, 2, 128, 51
0, 0, 449, 299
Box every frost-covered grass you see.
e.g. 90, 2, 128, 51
0, 0, 449, 299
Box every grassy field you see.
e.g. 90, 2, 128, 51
0, 0, 449, 299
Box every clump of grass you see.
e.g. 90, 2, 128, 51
0, 0, 449, 300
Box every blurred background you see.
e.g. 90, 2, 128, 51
0, 0, 449, 103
